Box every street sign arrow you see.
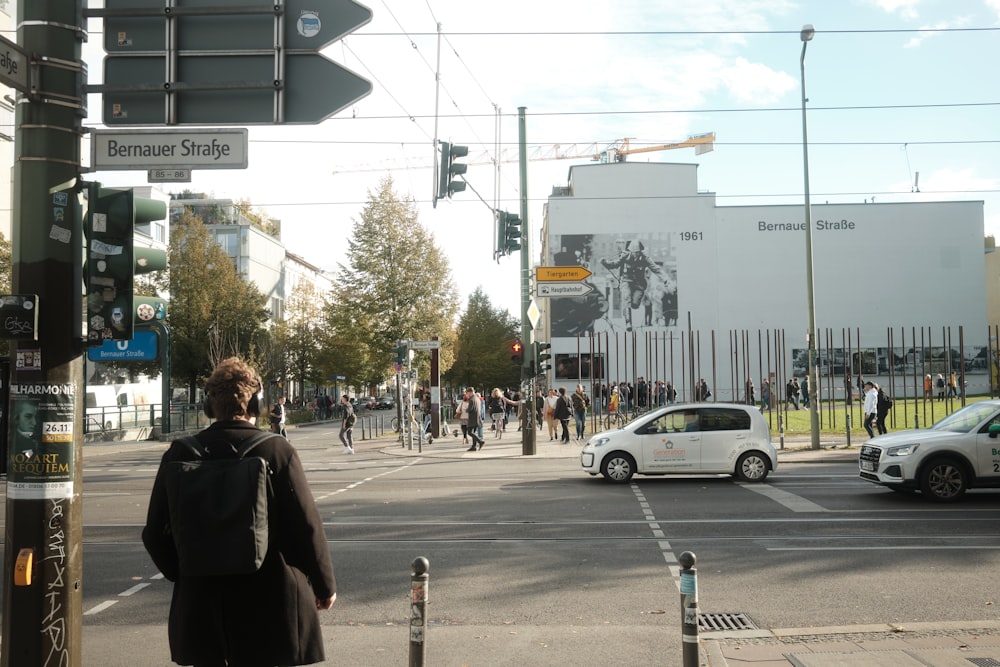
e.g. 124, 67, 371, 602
103, 53, 372, 125
0, 35, 30, 93
535, 265, 593, 282
535, 282, 595, 298
103, 0, 373, 53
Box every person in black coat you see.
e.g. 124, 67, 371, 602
143, 357, 336, 666
554, 387, 573, 443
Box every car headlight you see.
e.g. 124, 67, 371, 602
886, 444, 919, 457
591, 437, 611, 448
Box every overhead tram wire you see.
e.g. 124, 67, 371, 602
247, 186, 1000, 210
340, 41, 433, 140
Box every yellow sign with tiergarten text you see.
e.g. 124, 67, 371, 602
535, 266, 592, 282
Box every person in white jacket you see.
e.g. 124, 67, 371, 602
863, 381, 878, 438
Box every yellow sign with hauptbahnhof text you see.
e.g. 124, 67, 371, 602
535, 266, 592, 282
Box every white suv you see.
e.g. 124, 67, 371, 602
580, 403, 777, 484
859, 400, 1000, 502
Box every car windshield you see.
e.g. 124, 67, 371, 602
930, 402, 1000, 433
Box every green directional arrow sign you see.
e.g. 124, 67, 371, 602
104, 0, 373, 53
103, 53, 372, 125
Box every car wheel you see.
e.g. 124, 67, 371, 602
601, 452, 636, 483
734, 451, 770, 482
919, 458, 968, 502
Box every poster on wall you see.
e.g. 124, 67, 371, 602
7, 383, 75, 499
550, 233, 678, 337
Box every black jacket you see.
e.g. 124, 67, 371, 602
143, 421, 335, 666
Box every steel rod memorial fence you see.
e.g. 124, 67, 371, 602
554, 324, 1000, 435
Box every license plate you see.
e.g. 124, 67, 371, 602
861, 461, 875, 472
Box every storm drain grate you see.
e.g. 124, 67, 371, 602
967, 659, 1000, 667
698, 612, 758, 632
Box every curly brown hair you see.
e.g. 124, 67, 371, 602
205, 357, 261, 420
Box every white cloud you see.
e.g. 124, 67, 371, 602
869, 0, 921, 20
904, 16, 973, 47
719, 57, 798, 103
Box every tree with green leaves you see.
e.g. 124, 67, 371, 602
321, 176, 458, 391
445, 287, 521, 392
281, 280, 326, 398
164, 209, 269, 398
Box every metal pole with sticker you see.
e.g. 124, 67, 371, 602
679, 551, 699, 667
409, 557, 429, 666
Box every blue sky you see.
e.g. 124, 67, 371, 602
83, 0, 1000, 317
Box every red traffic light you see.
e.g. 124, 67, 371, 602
511, 340, 523, 364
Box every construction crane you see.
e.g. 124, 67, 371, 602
330, 132, 715, 174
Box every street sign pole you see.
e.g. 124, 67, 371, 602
3, 3, 85, 666
519, 107, 535, 456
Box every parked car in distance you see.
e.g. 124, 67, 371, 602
375, 396, 395, 410
362, 396, 377, 410
580, 402, 777, 484
859, 400, 1000, 502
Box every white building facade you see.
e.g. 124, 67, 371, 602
540, 162, 988, 400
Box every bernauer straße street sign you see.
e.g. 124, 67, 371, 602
97, 0, 373, 125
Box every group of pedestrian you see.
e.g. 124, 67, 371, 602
862, 380, 893, 438
541, 384, 591, 442
928, 372, 960, 400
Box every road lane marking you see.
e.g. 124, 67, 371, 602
314, 458, 422, 502
739, 482, 828, 512
84, 600, 117, 615
119, 583, 150, 596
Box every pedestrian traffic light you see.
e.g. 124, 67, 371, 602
511, 339, 523, 365
438, 141, 468, 200
535, 341, 552, 374
504, 212, 522, 254
391, 344, 408, 365
84, 183, 167, 344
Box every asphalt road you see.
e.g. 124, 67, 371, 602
3, 424, 1000, 666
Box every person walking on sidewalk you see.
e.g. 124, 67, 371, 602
863, 381, 879, 438
142, 357, 336, 667
465, 387, 486, 451
339, 394, 355, 453
570, 384, 590, 441
555, 387, 573, 444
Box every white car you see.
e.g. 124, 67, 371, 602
859, 400, 1000, 502
580, 403, 778, 484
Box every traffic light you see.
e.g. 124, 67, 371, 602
391, 344, 408, 365
535, 341, 552, 374
511, 339, 523, 365
495, 210, 508, 259
504, 212, 522, 254
84, 183, 167, 344
438, 141, 468, 200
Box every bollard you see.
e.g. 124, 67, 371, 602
914, 413, 919, 429
409, 557, 429, 667
845, 413, 851, 449
778, 414, 784, 449
679, 551, 699, 667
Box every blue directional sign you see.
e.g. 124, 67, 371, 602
88, 329, 159, 362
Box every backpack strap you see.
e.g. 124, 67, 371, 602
173, 431, 277, 460
237, 431, 279, 458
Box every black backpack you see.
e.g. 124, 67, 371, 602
163, 431, 276, 577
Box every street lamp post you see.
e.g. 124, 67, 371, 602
800, 24, 821, 450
